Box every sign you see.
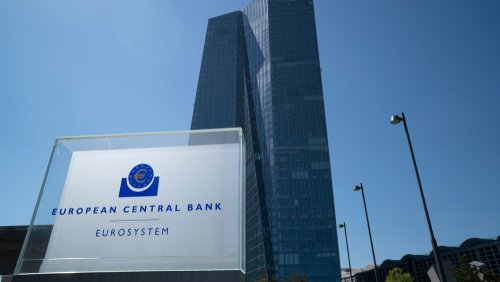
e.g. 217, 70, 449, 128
36, 137, 244, 273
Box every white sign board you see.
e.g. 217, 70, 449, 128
41, 143, 242, 272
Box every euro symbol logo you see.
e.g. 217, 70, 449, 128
134, 169, 147, 183
119, 163, 159, 197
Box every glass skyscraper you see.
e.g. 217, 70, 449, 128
191, 1, 340, 281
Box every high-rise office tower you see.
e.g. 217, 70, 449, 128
191, 1, 340, 281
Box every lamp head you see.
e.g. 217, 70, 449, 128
391, 115, 403, 125
338, 224, 345, 228
353, 185, 363, 192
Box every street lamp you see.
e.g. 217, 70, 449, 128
390, 112, 447, 282
353, 183, 379, 282
339, 222, 353, 282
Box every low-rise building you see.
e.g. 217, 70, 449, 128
342, 236, 500, 282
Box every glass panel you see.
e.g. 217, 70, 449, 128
15, 128, 245, 274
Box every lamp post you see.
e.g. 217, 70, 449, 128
390, 112, 447, 282
339, 222, 353, 282
354, 183, 379, 282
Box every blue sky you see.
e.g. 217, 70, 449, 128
1, 0, 499, 270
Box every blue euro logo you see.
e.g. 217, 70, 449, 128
119, 164, 159, 197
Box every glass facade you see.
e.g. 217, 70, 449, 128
192, 1, 340, 281
191, 11, 274, 281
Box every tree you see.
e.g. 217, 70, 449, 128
452, 256, 500, 282
385, 267, 414, 282
287, 271, 307, 282
257, 269, 270, 281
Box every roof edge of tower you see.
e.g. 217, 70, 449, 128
208, 10, 242, 22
